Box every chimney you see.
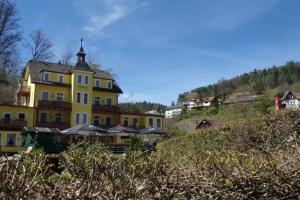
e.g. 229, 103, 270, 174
275, 96, 281, 112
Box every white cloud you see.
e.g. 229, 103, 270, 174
82, 0, 144, 33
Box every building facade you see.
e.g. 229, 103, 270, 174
165, 106, 182, 118
0, 43, 164, 154
275, 91, 300, 112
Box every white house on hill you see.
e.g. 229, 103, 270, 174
165, 106, 182, 118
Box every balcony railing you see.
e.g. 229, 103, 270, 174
37, 100, 72, 111
36, 122, 70, 130
92, 104, 120, 114
0, 119, 27, 130
16, 86, 31, 95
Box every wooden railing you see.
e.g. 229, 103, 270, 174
37, 100, 72, 111
92, 104, 120, 114
0, 119, 27, 130
16, 86, 31, 94
36, 122, 70, 130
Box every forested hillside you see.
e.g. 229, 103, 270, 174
178, 61, 300, 102
119, 102, 167, 113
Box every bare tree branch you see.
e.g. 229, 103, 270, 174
0, 0, 22, 73
61, 47, 73, 65
25, 29, 54, 61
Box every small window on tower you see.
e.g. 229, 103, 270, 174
84, 75, 89, 84
77, 75, 82, 84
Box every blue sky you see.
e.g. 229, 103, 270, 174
15, 0, 300, 105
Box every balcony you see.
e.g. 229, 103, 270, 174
16, 86, 31, 95
92, 104, 120, 114
37, 100, 72, 111
36, 122, 70, 130
0, 119, 27, 130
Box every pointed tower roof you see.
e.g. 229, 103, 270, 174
75, 38, 92, 71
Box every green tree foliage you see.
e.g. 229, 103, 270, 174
2, 111, 300, 199
119, 101, 167, 113
254, 95, 274, 114
178, 61, 300, 102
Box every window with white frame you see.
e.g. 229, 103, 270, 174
77, 74, 82, 84
55, 113, 63, 123
56, 93, 64, 102
4, 113, 11, 120
93, 116, 100, 126
106, 117, 112, 126
58, 74, 64, 83
43, 72, 50, 82
83, 93, 88, 104
94, 97, 100, 104
124, 118, 128, 127
84, 75, 89, 84
157, 119, 161, 129
82, 113, 87, 124
7, 133, 16, 146
18, 113, 26, 121
149, 118, 153, 127
42, 92, 49, 100
106, 98, 112, 106
133, 118, 138, 128
95, 79, 100, 87
107, 80, 113, 89
40, 113, 47, 123
75, 113, 80, 125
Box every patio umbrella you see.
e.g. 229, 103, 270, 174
61, 124, 107, 136
139, 127, 166, 135
107, 125, 138, 136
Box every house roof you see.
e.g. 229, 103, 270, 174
195, 119, 225, 129
107, 125, 138, 134
61, 124, 107, 135
276, 91, 298, 101
202, 96, 217, 101
27, 60, 115, 82
25, 60, 122, 93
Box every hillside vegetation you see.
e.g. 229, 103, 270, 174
178, 61, 300, 102
119, 102, 167, 113
1, 110, 300, 199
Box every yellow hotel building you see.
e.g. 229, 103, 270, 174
0, 44, 164, 154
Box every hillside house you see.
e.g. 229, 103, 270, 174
194, 96, 219, 108
165, 106, 182, 118
275, 91, 300, 112
182, 101, 196, 110
195, 119, 224, 130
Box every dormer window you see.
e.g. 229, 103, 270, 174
43, 72, 50, 82
58, 75, 64, 83
108, 80, 113, 89
95, 79, 100, 87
